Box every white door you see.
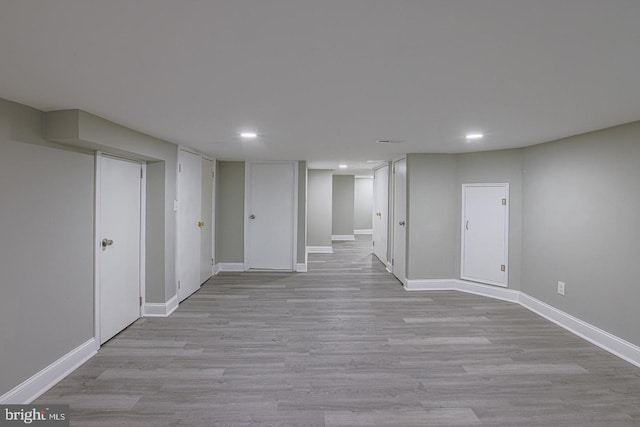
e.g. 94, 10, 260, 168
99, 155, 142, 344
177, 150, 202, 301
200, 158, 214, 284
246, 162, 297, 270
392, 159, 407, 283
461, 183, 509, 287
372, 164, 389, 264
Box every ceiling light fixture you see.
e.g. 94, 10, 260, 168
376, 139, 404, 144
239, 132, 258, 139
339, 164, 348, 168
465, 133, 484, 141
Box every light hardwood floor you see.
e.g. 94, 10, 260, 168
37, 236, 640, 426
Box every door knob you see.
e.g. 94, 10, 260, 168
198, 221, 205, 227
249, 214, 256, 220
376, 212, 382, 217
399, 221, 405, 226
101, 239, 114, 248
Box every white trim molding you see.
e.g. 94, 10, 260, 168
332, 235, 355, 241
307, 246, 333, 254
404, 278, 640, 368
295, 263, 308, 272
214, 263, 245, 273
0, 338, 98, 404
354, 229, 373, 235
143, 295, 179, 317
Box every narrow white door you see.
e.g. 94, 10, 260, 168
200, 158, 214, 284
246, 162, 297, 270
392, 159, 407, 283
372, 164, 389, 264
99, 156, 142, 344
177, 150, 202, 301
461, 183, 509, 287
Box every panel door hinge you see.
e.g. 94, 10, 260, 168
501, 264, 506, 272
392, 258, 394, 266
179, 163, 182, 173
372, 241, 375, 247
139, 296, 142, 307
211, 258, 215, 266
178, 280, 181, 289
502, 198, 507, 205
140, 168, 144, 179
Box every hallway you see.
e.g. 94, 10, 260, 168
36, 235, 640, 426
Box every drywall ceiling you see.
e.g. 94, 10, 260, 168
1, 1, 639, 173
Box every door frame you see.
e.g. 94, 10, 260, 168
244, 161, 299, 271
372, 163, 389, 265
460, 182, 509, 287
94, 152, 146, 345
390, 157, 407, 283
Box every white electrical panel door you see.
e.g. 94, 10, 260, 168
461, 183, 509, 287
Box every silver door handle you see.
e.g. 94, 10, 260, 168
465, 220, 469, 230
102, 239, 114, 248
399, 221, 405, 226
249, 214, 256, 220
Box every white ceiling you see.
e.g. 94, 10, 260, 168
1, 1, 639, 173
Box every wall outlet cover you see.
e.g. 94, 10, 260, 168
557, 281, 566, 296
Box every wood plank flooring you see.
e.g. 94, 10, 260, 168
37, 236, 640, 426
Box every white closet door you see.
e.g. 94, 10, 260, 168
99, 155, 142, 344
392, 159, 407, 283
461, 183, 509, 287
177, 150, 202, 301
246, 162, 297, 270
373, 165, 389, 264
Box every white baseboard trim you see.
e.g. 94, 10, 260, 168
404, 278, 640, 368
332, 235, 355, 241
296, 263, 308, 272
404, 279, 519, 303
354, 229, 373, 235
0, 338, 98, 404
143, 295, 179, 317
307, 246, 334, 254
519, 293, 640, 368
214, 263, 245, 273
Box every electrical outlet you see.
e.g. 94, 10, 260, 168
557, 281, 566, 296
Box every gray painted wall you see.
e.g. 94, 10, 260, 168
307, 170, 333, 247
215, 161, 245, 263
0, 98, 94, 396
145, 161, 167, 302
454, 149, 523, 290
521, 122, 640, 345
297, 162, 307, 265
332, 175, 355, 236
354, 177, 373, 230
406, 154, 457, 280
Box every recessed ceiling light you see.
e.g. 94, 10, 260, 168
465, 133, 484, 141
367, 160, 384, 163
338, 164, 348, 168
239, 132, 258, 139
